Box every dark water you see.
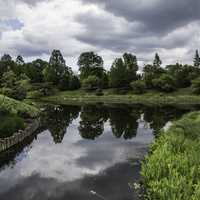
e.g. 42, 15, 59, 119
0, 104, 197, 200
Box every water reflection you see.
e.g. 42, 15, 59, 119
0, 104, 195, 200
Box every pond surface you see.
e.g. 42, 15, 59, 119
0, 104, 197, 200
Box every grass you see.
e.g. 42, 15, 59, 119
0, 94, 39, 118
141, 111, 200, 200
38, 89, 200, 106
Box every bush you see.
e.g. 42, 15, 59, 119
141, 112, 200, 200
130, 80, 146, 94
0, 110, 25, 138
95, 88, 104, 96
82, 75, 101, 91
152, 74, 175, 92
192, 77, 200, 94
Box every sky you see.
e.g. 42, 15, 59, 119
0, 0, 200, 71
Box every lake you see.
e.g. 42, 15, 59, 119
0, 104, 197, 200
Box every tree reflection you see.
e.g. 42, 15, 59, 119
78, 105, 108, 140
41, 105, 80, 143
108, 105, 140, 139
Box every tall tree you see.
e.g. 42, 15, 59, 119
123, 53, 138, 82
78, 52, 104, 80
109, 58, 128, 88
44, 50, 69, 84
16, 55, 24, 65
1, 54, 12, 62
194, 50, 200, 67
153, 53, 162, 67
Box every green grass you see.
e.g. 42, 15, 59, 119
141, 111, 200, 200
0, 95, 39, 118
38, 89, 200, 106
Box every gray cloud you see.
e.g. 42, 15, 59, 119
81, 0, 200, 34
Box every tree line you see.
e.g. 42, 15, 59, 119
0, 49, 200, 100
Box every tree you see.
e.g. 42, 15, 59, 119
194, 50, 200, 67
166, 63, 200, 88
1, 54, 12, 62
152, 74, 176, 92
123, 53, 138, 82
130, 80, 146, 94
25, 59, 48, 83
16, 55, 25, 65
78, 52, 104, 80
153, 53, 162, 67
82, 75, 101, 91
44, 50, 69, 84
143, 64, 165, 89
109, 58, 128, 88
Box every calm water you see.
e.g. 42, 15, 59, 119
0, 104, 196, 200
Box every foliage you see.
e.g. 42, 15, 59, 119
141, 112, 200, 200
82, 75, 101, 91
0, 109, 25, 138
109, 53, 138, 88
0, 94, 39, 118
130, 80, 146, 94
166, 63, 200, 88
143, 64, 165, 89
0, 70, 27, 100
153, 53, 162, 67
152, 74, 176, 92
192, 77, 200, 94
78, 51, 104, 80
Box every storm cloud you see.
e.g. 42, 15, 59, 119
0, 0, 200, 70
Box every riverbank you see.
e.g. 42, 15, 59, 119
141, 111, 200, 200
0, 95, 39, 118
38, 89, 200, 106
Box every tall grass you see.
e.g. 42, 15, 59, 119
141, 112, 200, 200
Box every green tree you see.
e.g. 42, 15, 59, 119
123, 53, 138, 82
109, 58, 128, 88
194, 50, 200, 67
78, 52, 104, 80
130, 80, 146, 94
25, 59, 47, 83
44, 50, 68, 84
143, 64, 165, 89
82, 75, 101, 91
152, 74, 176, 92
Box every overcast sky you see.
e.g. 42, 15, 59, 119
0, 0, 200, 71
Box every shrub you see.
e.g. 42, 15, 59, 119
191, 77, 200, 94
152, 74, 176, 92
0, 111, 25, 138
82, 75, 101, 91
130, 80, 146, 94
95, 88, 104, 96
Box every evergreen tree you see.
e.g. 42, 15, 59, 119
194, 50, 200, 67
153, 53, 162, 67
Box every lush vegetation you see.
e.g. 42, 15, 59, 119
141, 111, 200, 200
0, 108, 25, 138
0, 50, 200, 102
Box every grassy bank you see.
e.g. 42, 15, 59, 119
38, 89, 200, 106
141, 111, 200, 200
0, 95, 39, 118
